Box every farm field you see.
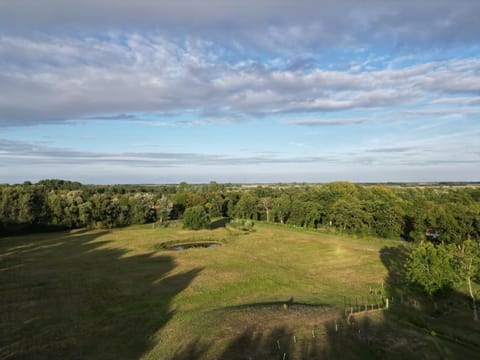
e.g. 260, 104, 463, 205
1, 222, 479, 359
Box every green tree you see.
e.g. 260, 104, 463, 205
47, 192, 66, 226
405, 242, 459, 299
234, 192, 258, 219
183, 206, 210, 230
63, 192, 82, 228
78, 201, 93, 227
287, 199, 307, 227
304, 201, 321, 228
224, 192, 240, 218
370, 201, 404, 238
205, 192, 225, 218
259, 197, 273, 222
329, 198, 370, 233
272, 195, 291, 224
18, 186, 49, 225
171, 192, 187, 219
456, 240, 480, 321
90, 194, 121, 228
155, 195, 173, 224
1, 187, 20, 224
128, 193, 155, 225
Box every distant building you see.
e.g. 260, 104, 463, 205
426, 227, 439, 240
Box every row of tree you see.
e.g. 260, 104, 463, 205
1, 180, 480, 243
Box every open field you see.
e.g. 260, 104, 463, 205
1, 222, 480, 359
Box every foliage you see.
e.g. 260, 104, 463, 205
229, 218, 255, 231
456, 240, 480, 320
183, 206, 210, 230
155, 195, 173, 224
405, 242, 460, 297
4, 223, 480, 359
1, 180, 480, 243
234, 192, 258, 219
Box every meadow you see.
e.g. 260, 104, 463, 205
1, 222, 479, 359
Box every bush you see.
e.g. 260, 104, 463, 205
229, 218, 254, 231
183, 206, 210, 230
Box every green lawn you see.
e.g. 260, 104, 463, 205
1, 222, 479, 359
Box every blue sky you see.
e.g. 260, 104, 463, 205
1, 1, 479, 183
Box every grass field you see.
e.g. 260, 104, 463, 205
1, 222, 480, 359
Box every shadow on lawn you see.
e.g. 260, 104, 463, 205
0, 229, 201, 360
379, 245, 413, 300
173, 244, 480, 360
209, 217, 230, 230
173, 322, 394, 360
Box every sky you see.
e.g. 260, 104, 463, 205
1, 1, 479, 184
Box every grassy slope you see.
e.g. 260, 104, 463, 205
1, 223, 479, 359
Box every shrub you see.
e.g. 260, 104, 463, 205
183, 206, 210, 230
230, 218, 255, 231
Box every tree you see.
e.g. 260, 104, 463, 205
205, 192, 224, 218
272, 195, 291, 224
0, 186, 20, 225
329, 198, 370, 233
128, 193, 155, 225
155, 195, 173, 224
78, 201, 93, 227
224, 192, 240, 218
90, 194, 121, 228
234, 192, 258, 219
456, 240, 480, 321
171, 192, 187, 219
370, 201, 404, 238
259, 197, 273, 222
18, 186, 49, 225
304, 201, 321, 228
287, 199, 307, 227
63, 192, 82, 228
183, 206, 210, 230
405, 242, 459, 299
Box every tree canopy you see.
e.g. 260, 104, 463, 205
183, 206, 210, 230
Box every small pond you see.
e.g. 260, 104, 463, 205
166, 242, 221, 251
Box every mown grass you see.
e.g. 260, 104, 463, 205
1, 222, 479, 359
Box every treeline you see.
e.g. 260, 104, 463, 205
0, 180, 228, 234
239, 182, 480, 243
1, 180, 480, 243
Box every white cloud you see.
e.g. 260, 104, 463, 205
283, 118, 372, 126
2, 1, 479, 50
1, 33, 480, 127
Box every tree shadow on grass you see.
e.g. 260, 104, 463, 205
379, 245, 413, 300
377, 244, 480, 357
172, 243, 480, 359
174, 327, 295, 360
173, 322, 386, 360
209, 217, 230, 230
0, 229, 202, 360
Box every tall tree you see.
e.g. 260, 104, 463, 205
18, 186, 48, 225
456, 240, 480, 321
272, 195, 291, 224
329, 198, 370, 233
235, 192, 258, 220
155, 195, 173, 224
205, 192, 225, 218
183, 206, 210, 230
405, 242, 459, 299
259, 197, 273, 222
370, 201, 404, 238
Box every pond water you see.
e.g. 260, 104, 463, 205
167, 242, 221, 251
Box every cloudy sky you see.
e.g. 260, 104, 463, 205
1, 1, 479, 184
